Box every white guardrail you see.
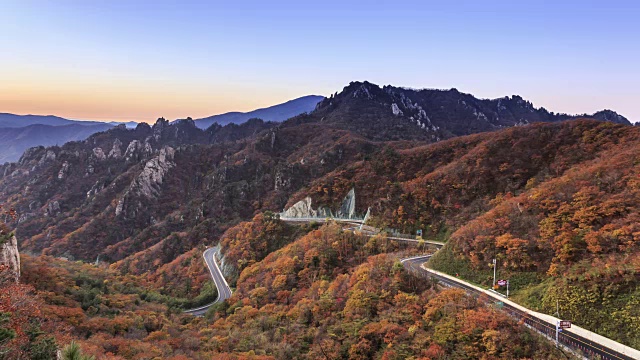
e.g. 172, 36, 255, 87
416, 261, 640, 360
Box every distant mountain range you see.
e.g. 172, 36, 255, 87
0, 84, 631, 163
0, 113, 135, 128
0, 123, 115, 163
0, 114, 137, 163
0, 96, 323, 163
194, 95, 324, 129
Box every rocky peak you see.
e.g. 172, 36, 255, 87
136, 122, 152, 132
174, 117, 196, 128
304, 81, 631, 140
152, 117, 169, 140
18, 146, 45, 165
590, 110, 629, 124
153, 117, 169, 129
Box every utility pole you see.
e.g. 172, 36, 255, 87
555, 298, 560, 347
506, 280, 509, 298
492, 258, 497, 287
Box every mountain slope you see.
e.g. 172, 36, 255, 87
0, 113, 77, 128
0, 113, 143, 162
283, 81, 630, 141
1, 110, 639, 353
284, 119, 640, 348
0, 113, 117, 128
0, 123, 115, 163
0, 82, 636, 353
195, 95, 323, 128
0, 116, 369, 266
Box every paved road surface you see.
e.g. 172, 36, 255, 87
401, 255, 640, 360
183, 216, 640, 359
184, 247, 232, 316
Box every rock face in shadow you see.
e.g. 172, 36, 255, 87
0, 232, 20, 282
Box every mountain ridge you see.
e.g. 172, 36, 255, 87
0, 112, 130, 128
195, 95, 324, 128
0, 123, 115, 163
284, 81, 630, 142
1, 111, 639, 354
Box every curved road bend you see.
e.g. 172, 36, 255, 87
184, 247, 232, 316
401, 255, 640, 360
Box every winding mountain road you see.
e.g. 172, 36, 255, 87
184, 216, 640, 359
183, 247, 232, 316
401, 255, 640, 360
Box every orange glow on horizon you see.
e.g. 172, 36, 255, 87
0, 72, 303, 122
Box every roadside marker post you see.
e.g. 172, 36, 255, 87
556, 320, 571, 346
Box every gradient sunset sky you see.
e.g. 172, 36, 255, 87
1, 0, 638, 122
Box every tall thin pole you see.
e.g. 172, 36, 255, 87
555, 298, 560, 347
506, 280, 509, 298
492, 258, 497, 287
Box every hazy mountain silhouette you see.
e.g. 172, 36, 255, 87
195, 95, 323, 129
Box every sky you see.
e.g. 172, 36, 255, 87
0, 0, 639, 123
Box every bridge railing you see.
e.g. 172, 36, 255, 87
383, 228, 419, 240
279, 215, 366, 222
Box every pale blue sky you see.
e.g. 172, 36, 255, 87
1, 0, 638, 122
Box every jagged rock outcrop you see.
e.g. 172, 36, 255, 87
124, 139, 153, 162
274, 165, 292, 191
86, 180, 105, 199
337, 188, 356, 219
108, 138, 123, 158
309, 81, 631, 141
92, 147, 106, 160
283, 188, 359, 219
116, 146, 176, 218
38, 150, 56, 166
212, 244, 235, 280
45, 200, 61, 216
0, 230, 20, 282
280, 197, 332, 218
124, 140, 141, 161
152, 118, 169, 141
57, 161, 70, 179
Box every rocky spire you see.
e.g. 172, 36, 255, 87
0, 225, 20, 282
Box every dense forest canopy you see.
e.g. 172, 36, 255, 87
1, 102, 638, 358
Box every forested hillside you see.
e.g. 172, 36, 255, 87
1, 222, 566, 359
0, 82, 637, 358
290, 120, 640, 348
